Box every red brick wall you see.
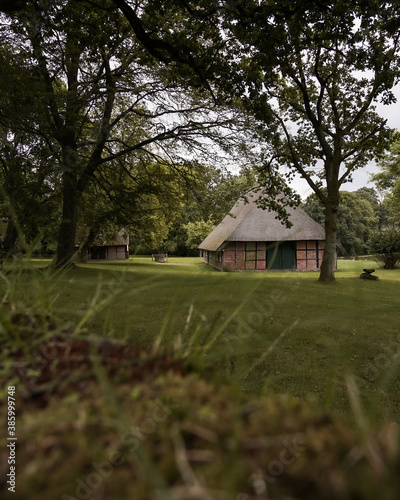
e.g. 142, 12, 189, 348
205, 240, 325, 271
221, 242, 271, 271
256, 260, 266, 270
296, 241, 324, 269
224, 261, 235, 270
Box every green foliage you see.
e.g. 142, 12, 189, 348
338, 193, 378, 255
369, 228, 400, 269
77, 160, 187, 256
0, 0, 257, 266
163, 168, 255, 255
0, 46, 61, 254
302, 189, 382, 256
372, 133, 400, 225
184, 219, 215, 249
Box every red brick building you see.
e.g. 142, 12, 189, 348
198, 189, 326, 271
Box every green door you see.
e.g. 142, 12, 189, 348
281, 242, 295, 269
267, 242, 295, 270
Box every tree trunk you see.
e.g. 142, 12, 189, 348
3, 196, 19, 255
319, 196, 339, 283
3, 217, 18, 255
54, 170, 80, 268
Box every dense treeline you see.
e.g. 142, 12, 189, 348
302, 188, 388, 257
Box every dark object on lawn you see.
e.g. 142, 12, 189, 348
360, 268, 378, 280
152, 253, 168, 263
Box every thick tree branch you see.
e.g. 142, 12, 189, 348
273, 110, 325, 202
288, 58, 333, 160
78, 54, 116, 192
111, 0, 218, 102
338, 125, 384, 186
29, 33, 64, 142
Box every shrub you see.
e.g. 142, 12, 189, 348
369, 228, 400, 268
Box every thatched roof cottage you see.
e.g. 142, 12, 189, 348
198, 190, 326, 271
74, 228, 129, 261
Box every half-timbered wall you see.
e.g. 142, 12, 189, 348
201, 249, 223, 270
223, 242, 268, 271
203, 240, 325, 271
73, 244, 129, 261
295, 241, 324, 269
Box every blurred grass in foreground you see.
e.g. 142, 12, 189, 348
1, 256, 400, 499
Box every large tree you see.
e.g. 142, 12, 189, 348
219, 0, 400, 282
1, 0, 253, 267
0, 128, 59, 255
0, 46, 60, 255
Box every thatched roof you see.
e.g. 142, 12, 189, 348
94, 228, 129, 246
198, 189, 325, 251
75, 227, 129, 246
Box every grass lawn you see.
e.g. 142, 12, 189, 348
2, 256, 400, 500
3, 255, 400, 424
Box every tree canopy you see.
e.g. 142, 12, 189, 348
369, 227, 400, 269
0, 0, 257, 266
114, 0, 400, 280
214, 0, 400, 281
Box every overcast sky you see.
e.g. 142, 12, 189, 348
290, 86, 400, 199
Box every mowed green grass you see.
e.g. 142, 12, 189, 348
4, 256, 400, 424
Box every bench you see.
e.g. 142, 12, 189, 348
152, 253, 168, 263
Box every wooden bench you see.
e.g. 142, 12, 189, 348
152, 253, 168, 263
